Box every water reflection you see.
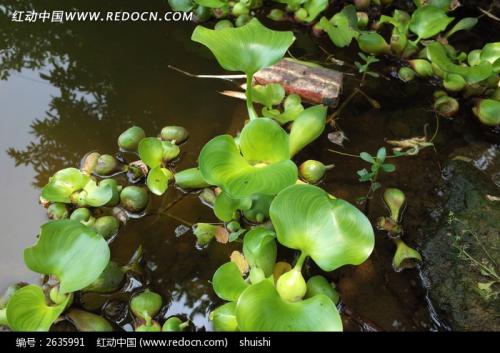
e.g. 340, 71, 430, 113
0, 0, 245, 329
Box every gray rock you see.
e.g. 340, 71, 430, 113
421, 159, 500, 331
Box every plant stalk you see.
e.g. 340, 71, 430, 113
246, 74, 258, 120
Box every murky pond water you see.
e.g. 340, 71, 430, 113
0, 1, 498, 331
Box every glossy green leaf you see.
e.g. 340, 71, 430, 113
6, 285, 70, 331
240, 118, 290, 164
289, 105, 327, 157
214, 191, 252, 222
427, 41, 493, 83
409, 6, 453, 40
243, 228, 277, 277
191, 18, 295, 75
199, 135, 297, 198
480, 42, 500, 65
174, 168, 211, 189
41, 168, 89, 203
24, 220, 110, 294
138, 137, 164, 168
303, 0, 329, 23
305, 275, 340, 305
252, 84, 285, 108
269, 184, 375, 271
236, 279, 342, 331
210, 302, 238, 331
318, 5, 358, 48
445, 17, 477, 38
357, 32, 390, 55
473, 99, 500, 126
80, 180, 113, 207
147, 166, 173, 196
212, 262, 249, 301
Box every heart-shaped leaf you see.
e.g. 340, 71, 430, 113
24, 220, 110, 294
269, 184, 375, 271
41, 168, 89, 203
6, 285, 70, 331
80, 180, 113, 207
289, 105, 327, 157
243, 228, 277, 277
235, 279, 342, 331
409, 6, 453, 40
191, 18, 295, 75
199, 120, 297, 198
212, 262, 249, 301
138, 137, 164, 168
147, 166, 173, 196
239, 118, 290, 164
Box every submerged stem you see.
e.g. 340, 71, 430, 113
246, 74, 258, 120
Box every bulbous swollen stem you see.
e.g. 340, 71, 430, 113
246, 74, 258, 120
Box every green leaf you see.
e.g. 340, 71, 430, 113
356, 32, 390, 55
473, 99, 500, 126
318, 6, 358, 48
210, 302, 238, 331
303, 0, 329, 23
147, 166, 173, 196
376, 147, 386, 162
382, 163, 396, 172
252, 84, 285, 108
236, 279, 342, 331
24, 220, 110, 294
289, 105, 327, 157
243, 228, 277, 277
80, 180, 113, 207
413, 0, 452, 11
480, 42, 500, 65
199, 132, 297, 198
212, 262, 249, 301
41, 168, 89, 203
445, 17, 477, 38
191, 18, 295, 75
194, 0, 226, 8
427, 41, 493, 83
168, 0, 194, 12
409, 6, 454, 40
269, 184, 375, 271
6, 285, 70, 331
138, 137, 164, 168
174, 168, 211, 189
214, 191, 252, 222
239, 118, 290, 164
360, 152, 375, 163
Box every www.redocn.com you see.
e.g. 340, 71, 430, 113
10, 10, 193, 23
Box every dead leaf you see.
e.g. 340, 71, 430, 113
230, 250, 249, 275
215, 226, 229, 244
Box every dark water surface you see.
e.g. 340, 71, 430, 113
0, 1, 498, 331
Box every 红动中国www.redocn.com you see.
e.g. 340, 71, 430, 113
11, 11, 193, 23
